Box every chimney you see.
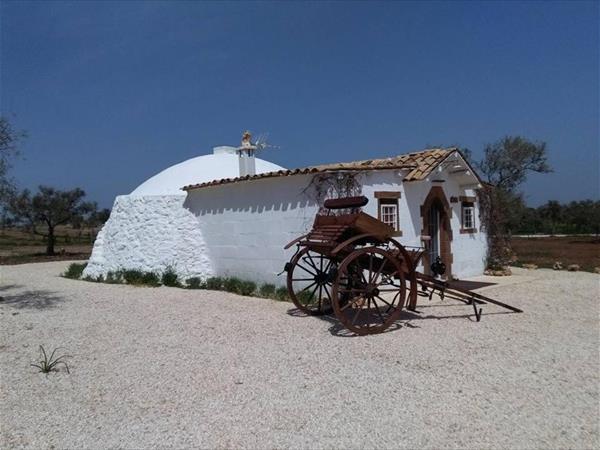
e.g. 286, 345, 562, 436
237, 130, 257, 177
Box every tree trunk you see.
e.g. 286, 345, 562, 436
46, 226, 55, 255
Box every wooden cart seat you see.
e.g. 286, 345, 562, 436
310, 212, 395, 241
306, 224, 350, 243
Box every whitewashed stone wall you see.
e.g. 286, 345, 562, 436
183, 174, 320, 285
83, 195, 213, 280
86, 167, 487, 285
361, 170, 487, 277
184, 170, 487, 284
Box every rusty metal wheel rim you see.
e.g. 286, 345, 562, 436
332, 247, 407, 335
287, 247, 335, 315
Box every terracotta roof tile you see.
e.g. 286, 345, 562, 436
182, 147, 457, 191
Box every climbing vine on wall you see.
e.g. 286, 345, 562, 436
303, 171, 363, 214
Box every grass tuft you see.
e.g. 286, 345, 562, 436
122, 270, 160, 287
31, 345, 70, 374
105, 271, 123, 284
259, 283, 276, 298
275, 286, 290, 302
161, 266, 181, 287
63, 263, 87, 279
205, 277, 224, 290
239, 280, 257, 296
185, 277, 205, 289
223, 277, 242, 293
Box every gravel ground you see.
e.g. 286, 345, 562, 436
1, 262, 598, 449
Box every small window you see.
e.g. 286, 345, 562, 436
461, 201, 475, 230
379, 199, 399, 231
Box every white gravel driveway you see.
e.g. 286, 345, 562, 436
1, 261, 598, 449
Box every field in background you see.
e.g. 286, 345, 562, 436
0, 227, 95, 264
511, 236, 600, 272
2, 228, 599, 272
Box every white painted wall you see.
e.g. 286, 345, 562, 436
361, 170, 487, 277
83, 195, 213, 280
86, 156, 487, 284
183, 174, 320, 285
183, 169, 487, 285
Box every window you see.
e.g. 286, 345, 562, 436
375, 191, 402, 235
380, 202, 398, 230
461, 201, 475, 230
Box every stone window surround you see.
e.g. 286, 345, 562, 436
374, 191, 402, 237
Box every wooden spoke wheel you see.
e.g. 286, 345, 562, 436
332, 247, 410, 335
287, 247, 335, 315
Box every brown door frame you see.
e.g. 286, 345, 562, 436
420, 186, 453, 277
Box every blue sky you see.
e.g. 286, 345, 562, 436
1, 1, 598, 208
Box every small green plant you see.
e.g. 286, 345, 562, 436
186, 277, 206, 289
82, 274, 105, 283
296, 289, 315, 304
223, 276, 243, 294
31, 345, 70, 374
205, 277, 223, 290
105, 271, 123, 284
122, 270, 160, 286
275, 286, 290, 302
259, 283, 276, 298
63, 263, 87, 279
161, 266, 181, 287
239, 280, 257, 296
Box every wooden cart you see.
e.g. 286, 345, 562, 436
283, 196, 522, 335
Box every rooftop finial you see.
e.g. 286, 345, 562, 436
241, 130, 253, 149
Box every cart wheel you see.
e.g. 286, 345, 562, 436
332, 247, 408, 335
287, 247, 335, 315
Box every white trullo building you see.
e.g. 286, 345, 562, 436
83, 139, 487, 284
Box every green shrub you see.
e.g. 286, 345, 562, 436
259, 283, 276, 298
161, 266, 181, 287
239, 280, 257, 296
105, 271, 123, 284
122, 270, 160, 287
296, 288, 315, 304
223, 276, 242, 293
122, 269, 143, 284
64, 263, 87, 279
141, 272, 160, 286
186, 277, 205, 289
72, 266, 276, 301
82, 274, 104, 283
205, 277, 223, 290
275, 286, 290, 302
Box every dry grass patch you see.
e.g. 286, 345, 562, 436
511, 236, 600, 272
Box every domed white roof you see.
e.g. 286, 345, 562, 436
130, 147, 286, 196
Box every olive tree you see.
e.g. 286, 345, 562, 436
7, 186, 96, 255
476, 136, 552, 267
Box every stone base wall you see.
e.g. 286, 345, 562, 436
83, 195, 213, 281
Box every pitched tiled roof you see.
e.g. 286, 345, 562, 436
182, 147, 457, 191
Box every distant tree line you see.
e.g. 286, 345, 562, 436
505, 199, 600, 236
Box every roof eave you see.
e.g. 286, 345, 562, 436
182, 164, 419, 192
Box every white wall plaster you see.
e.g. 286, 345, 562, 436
183, 170, 487, 285
87, 163, 487, 285
183, 174, 320, 285
83, 195, 213, 280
